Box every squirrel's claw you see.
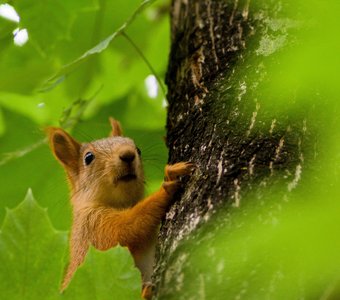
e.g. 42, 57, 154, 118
162, 162, 195, 195
164, 162, 196, 182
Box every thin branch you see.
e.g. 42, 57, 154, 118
0, 87, 102, 167
121, 31, 166, 97
0, 138, 47, 167
59, 85, 103, 130
43, 0, 157, 90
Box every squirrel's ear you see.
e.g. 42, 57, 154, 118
109, 117, 123, 136
47, 127, 81, 172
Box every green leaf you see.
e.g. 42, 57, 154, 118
0, 189, 142, 299
0, 108, 70, 230
0, 92, 50, 125
0, 44, 55, 94
43, 0, 156, 90
0, 189, 67, 299
13, 0, 74, 53
0, 107, 4, 136
64, 246, 141, 300
0, 15, 16, 39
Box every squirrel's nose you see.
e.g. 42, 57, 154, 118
119, 151, 135, 163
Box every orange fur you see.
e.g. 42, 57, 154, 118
47, 119, 193, 299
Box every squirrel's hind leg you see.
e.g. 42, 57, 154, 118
141, 282, 153, 300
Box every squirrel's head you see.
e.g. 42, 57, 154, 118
47, 118, 145, 208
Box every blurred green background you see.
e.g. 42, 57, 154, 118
1, 0, 340, 299
0, 1, 169, 297
0, 0, 169, 231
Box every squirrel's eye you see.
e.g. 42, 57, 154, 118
136, 147, 141, 156
84, 152, 95, 165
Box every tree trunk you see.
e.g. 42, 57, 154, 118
153, 0, 310, 298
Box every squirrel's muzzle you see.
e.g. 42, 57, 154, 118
119, 150, 135, 164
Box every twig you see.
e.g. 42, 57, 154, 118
121, 31, 166, 97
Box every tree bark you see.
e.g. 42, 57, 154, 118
154, 0, 309, 298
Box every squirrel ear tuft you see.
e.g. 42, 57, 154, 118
47, 127, 81, 173
109, 117, 123, 137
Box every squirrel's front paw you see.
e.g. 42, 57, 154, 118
162, 162, 195, 195
165, 162, 195, 181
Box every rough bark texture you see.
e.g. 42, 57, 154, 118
153, 0, 308, 298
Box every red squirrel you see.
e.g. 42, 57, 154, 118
47, 118, 193, 299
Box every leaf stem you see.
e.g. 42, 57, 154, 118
121, 31, 166, 97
